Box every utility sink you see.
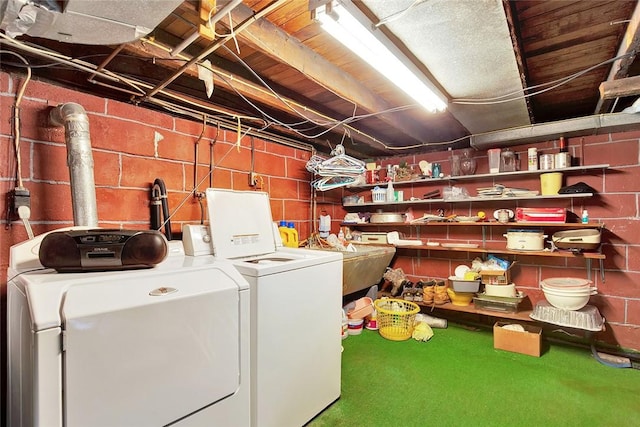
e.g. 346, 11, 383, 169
314, 244, 395, 295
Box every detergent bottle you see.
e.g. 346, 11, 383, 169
278, 221, 290, 247
286, 222, 299, 248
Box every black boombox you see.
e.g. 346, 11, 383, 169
39, 229, 168, 272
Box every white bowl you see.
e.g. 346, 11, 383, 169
542, 287, 594, 310
541, 284, 597, 294
541, 277, 592, 289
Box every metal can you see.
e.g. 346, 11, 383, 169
540, 154, 554, 170
527, 147, 538, 171
555, 152, 570, 168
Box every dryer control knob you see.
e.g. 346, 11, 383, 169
183, 224, 213, 256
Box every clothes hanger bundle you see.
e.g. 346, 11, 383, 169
306, 145, 365, 191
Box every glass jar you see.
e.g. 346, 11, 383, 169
451, 154, 461, 176
500, 149, 516, 172
460, 148, 477, 175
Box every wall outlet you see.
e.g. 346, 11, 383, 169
249, 172, 258, 187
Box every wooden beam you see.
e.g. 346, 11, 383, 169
599, 75, 640, 99
594, 1, 640, 113
121, 36, 390, 152
222, 2, 434, 146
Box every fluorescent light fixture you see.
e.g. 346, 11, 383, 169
316, 1, 447, 113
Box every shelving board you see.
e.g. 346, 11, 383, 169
392, 244, 606, 260
344, 193, 594, 208
378, 292, 534, 321
427, 302, 534, 322
343, 221, 604, 228
347, 163, 610, 190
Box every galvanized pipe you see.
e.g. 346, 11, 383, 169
49, 103, 99, 227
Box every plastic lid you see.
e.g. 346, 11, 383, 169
279, 220, 287, 227
287, 222, 294, 228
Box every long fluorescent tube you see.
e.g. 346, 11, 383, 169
316, 1, 447, 113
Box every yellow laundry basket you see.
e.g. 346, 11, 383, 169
374, 299, 420, 341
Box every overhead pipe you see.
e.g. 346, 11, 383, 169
470, 112, 640, 150
49, 102, 98, 227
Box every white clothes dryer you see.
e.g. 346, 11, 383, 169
204, 189, 343, 427
7, 233, 250, 427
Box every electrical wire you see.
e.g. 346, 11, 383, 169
1, 49, 31, 188
4, 24, 632, 152
374, 0, 428, 28
157, 128, 253, 232
7, 267, 51, 283
217, 45, 421, 136
451, 52, 636, 105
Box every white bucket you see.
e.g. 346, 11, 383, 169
347, 318, 364, 335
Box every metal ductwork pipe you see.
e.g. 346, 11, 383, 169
49, 103, 98, 227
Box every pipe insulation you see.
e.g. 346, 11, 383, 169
49, 102, 98, 227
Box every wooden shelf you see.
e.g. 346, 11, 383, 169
344, 193, 594, 208
347, 164, 610, 191
393, 244, 605, 259
422, 301, 534, 322
343, 221, 604, 228
378, 291, 534, 321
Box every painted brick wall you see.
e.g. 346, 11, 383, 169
2, 72, 640, 382
0, 72, 314, 270
0, 72, 315, 412
338, 135, 640, 352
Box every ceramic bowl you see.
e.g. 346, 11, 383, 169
542, 287, 594, 311
446, 288, 474, 306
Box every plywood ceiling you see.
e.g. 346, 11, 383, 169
1, 0, 638, 158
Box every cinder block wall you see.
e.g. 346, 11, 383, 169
2, 71, 640, 371
352, 136, 640, 351
0, 72, 314, 251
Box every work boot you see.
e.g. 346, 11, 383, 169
434, 280, 449, 305
421, 280, 435, 305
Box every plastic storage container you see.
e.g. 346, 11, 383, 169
530, 301, 604, 331
371, 187, 386, 203
448, 276, 481, 292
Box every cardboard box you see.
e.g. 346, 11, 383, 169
493, 322, 542, 357
480, 262, 516, 285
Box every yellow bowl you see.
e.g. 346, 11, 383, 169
447, 288, 474, 306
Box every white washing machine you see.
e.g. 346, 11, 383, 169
204, 189, 343, 427
6, 232, 251, 427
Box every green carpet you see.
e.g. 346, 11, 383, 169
308, 324, 640, 427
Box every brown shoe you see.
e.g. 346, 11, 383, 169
434, 280, 449, 305
421, 280, 435, 305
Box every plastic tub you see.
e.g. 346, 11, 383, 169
448, 276, 481, 292
484, 283, 517, 298
540, 172, 563, 195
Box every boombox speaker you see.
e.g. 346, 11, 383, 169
39, 229, 168, 272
